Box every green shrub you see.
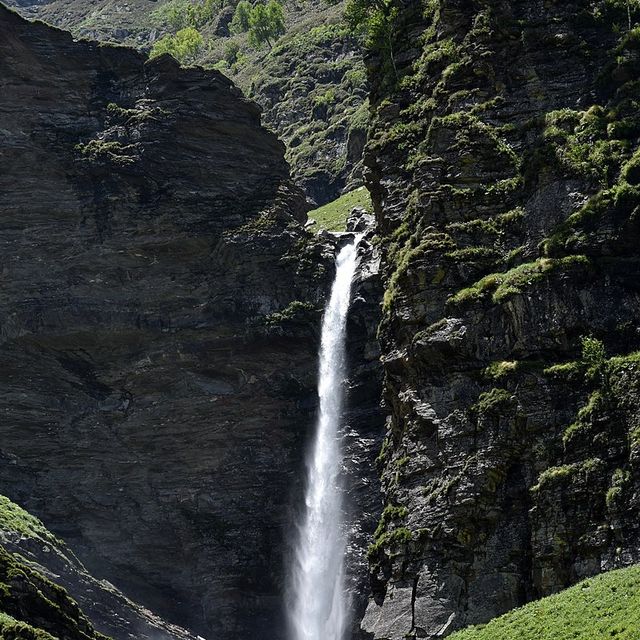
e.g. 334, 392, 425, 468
543, 361, 583, 380
581, 335, 606, 380
474, 388, 515, 415
562, 390, 603, 446
483, 361, 518, 380
151, 0, 220, 30
606, 468, 630, 510
230, 0, 251, 33
223, 40, 241, 65
247, 0, 286, 49
150, 26, 204, 63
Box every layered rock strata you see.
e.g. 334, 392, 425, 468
0, 5, 334, 638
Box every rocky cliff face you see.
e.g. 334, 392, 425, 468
362, 0, 640, 637
0, 5, 337, 638
5, 0, 369, 206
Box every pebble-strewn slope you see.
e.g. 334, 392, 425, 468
362, 0, 640, 637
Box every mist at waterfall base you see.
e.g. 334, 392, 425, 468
288, 237, 362, 640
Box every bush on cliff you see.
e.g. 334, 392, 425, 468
230, 0, 252, 33
150, 26, 204, 63
247, 0, 286, 49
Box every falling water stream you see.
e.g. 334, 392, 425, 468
289, 235, 362, 640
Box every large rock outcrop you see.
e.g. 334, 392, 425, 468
0, 5, 334, 638
5, 0, 370, 206
361, 0, 640, 637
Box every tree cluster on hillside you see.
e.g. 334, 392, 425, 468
149, 0, 287, 65
150, 27, 204, 63
149, 26, 205, 63
231, 0, 285, 49
157, 0, 222, 29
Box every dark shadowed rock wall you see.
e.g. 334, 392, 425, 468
361, 0, 640, 637
0, 5, 337, 638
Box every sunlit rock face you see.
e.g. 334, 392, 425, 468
0, 6, 338, 638
361, 0, 640, 637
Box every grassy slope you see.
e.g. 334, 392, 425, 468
0, 495, 61, 545
450, 565, 640, 640
308, 185, 371, 231
0, 611, 57, 640
0, 495, 109, 640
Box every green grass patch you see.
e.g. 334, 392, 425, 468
0, 496, 60, 545
474, 388, 516, 414
449, 564, 640, 640
307, 187, 372, 232
483, 361, 519, 380
543, 361, 583, 381
562, 390, 604, 446
531, 458, 604, 493
449, 256, 591, 305
0, 611, 57, 640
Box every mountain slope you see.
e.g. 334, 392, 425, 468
0, 495, 196, 640
4, 0, 369, 205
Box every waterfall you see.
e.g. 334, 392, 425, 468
289, 235, 362, 640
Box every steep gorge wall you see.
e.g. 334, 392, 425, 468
0, 6, 335, 638
362, 0, 640, 637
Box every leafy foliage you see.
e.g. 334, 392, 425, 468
581, 336, 607, 380
151, 0, 221, 30
229, 0, 285, 48
223, 40, 241, 65
150, 26, 204, 63
345, 0, 399, 78
230, 0, 252, 33
248, 1, 286, 49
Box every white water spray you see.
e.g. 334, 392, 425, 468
289, 235, 362, 640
